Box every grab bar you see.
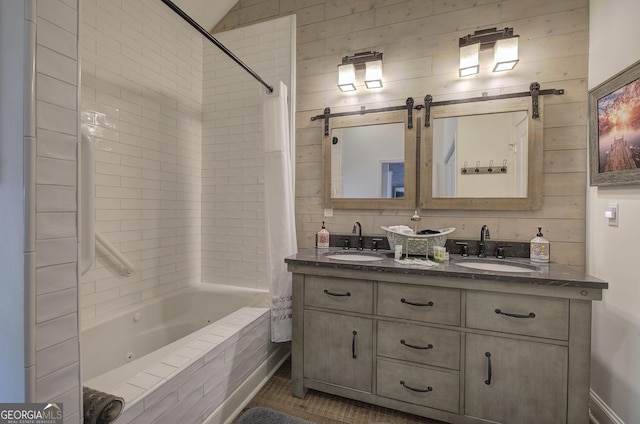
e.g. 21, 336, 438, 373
79, 133, 95, 275
95, 231, 135, 275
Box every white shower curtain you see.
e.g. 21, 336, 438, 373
263, 81, 297, 342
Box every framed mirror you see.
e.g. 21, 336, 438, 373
322, 109, 416, 209
420, 96, 543, 210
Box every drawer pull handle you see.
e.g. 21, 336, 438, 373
400, 339, 433, 350
352, 330, 357, 359
324, 289, 351, 297
400, 380, 433, 393
401, 298, 434, 307
484, 352, 492, 385
495, 308, 536, 319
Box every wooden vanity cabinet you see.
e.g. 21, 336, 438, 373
301, 276, 374, 393
290, 265, 601, 424
465, 333, 568, 424
303, 309, 373, 392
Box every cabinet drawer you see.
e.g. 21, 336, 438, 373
466, 291, 569, 340
377, 359, 459, 413
378, 282, 461, 325
377, 321, 460, 369
305, 275, 373, 314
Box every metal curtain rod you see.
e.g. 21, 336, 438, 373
160, 0, 274, 93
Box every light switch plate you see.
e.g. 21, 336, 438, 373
324, 208, 333, 217
606, 202, 619, 227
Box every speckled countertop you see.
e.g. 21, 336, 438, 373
285, 248, 608, 290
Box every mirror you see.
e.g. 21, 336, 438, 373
323, 110, 416, 209
421, 97, 543, 210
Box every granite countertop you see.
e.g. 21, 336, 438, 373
285, 248, 609, 290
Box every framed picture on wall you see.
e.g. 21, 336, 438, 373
589, 59, 640, 186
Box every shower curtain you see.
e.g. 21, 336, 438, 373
263, 81, 297, 342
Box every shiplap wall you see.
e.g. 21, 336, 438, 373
215, 0, 589, 268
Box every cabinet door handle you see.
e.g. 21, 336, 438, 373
400, 380, 433, 393
401, 298, 434, 307
400, 339, 433, 350
324, 289, 351, 297
495, 308, 536, 318
352, 330, 357, 359
484, 352, 492, 385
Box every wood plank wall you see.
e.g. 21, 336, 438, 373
215, 0, 589, 269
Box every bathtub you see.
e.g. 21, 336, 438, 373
82, 283, 289, 424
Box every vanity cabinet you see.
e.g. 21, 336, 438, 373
463, 291, 571, 423
301, 276, 374, 393
288, 259, 605, 424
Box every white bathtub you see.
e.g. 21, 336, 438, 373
82, 283, 289, 424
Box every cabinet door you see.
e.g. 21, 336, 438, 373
465, 334, 568, 424
303, 310, 373, 392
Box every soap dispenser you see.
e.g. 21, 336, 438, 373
317, 221, 330, 249
530, 227, 549, 263
410, 210, 421, 234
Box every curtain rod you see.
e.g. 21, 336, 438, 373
160, 0, 274, 93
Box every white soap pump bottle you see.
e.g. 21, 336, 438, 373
530, 226, 550, 263
317, 221, 330, 249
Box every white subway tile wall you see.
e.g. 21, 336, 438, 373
32, 0, 81, 422
80, 0, 204, 322
23, 2, 294, 421
202, 16, 295, 290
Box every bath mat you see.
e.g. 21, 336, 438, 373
236, 407, 315, 424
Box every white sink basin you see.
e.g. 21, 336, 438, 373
452, 260, 539, 273
323, 252, 385, 262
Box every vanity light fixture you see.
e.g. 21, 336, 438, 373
459, 27, 519, 77
364, 59, 383, 88
459, 43, 480, 77
338, 63, 356, 92
492, 36, 519, 72
337, 51, 383, 91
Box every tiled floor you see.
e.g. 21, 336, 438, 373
235, 358, 446, 424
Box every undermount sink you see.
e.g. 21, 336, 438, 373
452, 259, 540, 273
323, 251, 385, 262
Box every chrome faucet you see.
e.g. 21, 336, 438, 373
478, 224, 491, 258
352, 221, 363, 250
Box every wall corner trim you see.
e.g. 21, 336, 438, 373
590, 389, 626, 424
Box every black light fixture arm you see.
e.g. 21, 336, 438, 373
160, 0, 274, 93
340, 51, 383, 70
459, 27, 517, 50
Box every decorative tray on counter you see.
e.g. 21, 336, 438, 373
381, 225, 455, 256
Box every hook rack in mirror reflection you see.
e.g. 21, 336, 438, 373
461, 159, 508, 175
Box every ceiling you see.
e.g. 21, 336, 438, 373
171, 0, 237, 32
